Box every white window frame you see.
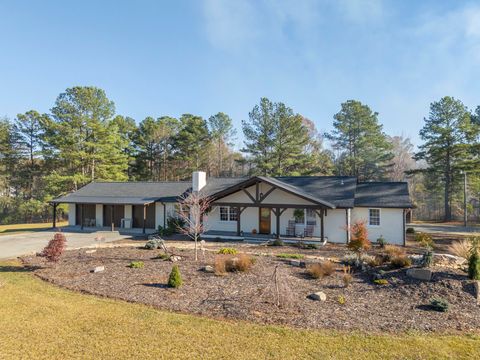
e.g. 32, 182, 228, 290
294, 208, 317, 226
368, 208, 381, 227
219, 206, 237, 222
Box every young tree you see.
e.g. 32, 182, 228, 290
176, 191, 212, 261
388, 135, 416, 181
415, 96, 475, 221
326, 100, 393, 181
208, 112, 236, 176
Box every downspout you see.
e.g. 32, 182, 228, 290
345, 208, 351, 243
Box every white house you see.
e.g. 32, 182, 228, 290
51, 171, 412, 245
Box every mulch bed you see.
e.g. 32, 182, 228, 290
22, 243, 480, 333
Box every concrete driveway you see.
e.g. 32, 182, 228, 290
411, 223, 480, 236
0, 228, 135, 260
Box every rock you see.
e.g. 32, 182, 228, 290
308, 291, 327, 301
406, 268, 432, 281
169, 255, 182, 262
474, 281, 480, 305
371, 272, 383, 281
203, 265, 214, 273
409, 255, 424, 266
434, 253, 466, 268
85, 249, 97, 254
91, 266, 105, 273
290, 259, 301, 267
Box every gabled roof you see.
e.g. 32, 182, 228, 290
51, 181, 191, 205
354, 182, 412, 208
209, 176, 338, 208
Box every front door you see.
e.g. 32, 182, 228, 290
259, 208, 271, 234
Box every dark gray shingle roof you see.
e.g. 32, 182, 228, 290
354, 182, 412, 208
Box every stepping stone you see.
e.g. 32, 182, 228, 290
91, 266, 105, 273
308, 291, 326, 301
406, 268, 432, 281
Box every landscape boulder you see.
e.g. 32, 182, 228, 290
203, 265, 214, 273
91, 266, 105, 273
289, 260, 306, 267
434, 253, 466, 268
308, 291, 327, 301
169, 255, 182, 262
474, 281, 480, 305
406, 268, 432, 281
85, 249, 97, 254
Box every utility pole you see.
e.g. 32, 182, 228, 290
461, 171, 467, 227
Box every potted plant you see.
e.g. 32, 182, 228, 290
252, 228, 257, 234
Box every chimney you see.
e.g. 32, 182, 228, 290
192, 171, 206, 192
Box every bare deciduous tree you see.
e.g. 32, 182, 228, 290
176, 191, 212, 261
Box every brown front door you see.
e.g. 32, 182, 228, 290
259, 208, 271, 234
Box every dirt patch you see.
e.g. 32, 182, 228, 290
22, 243, 480, 333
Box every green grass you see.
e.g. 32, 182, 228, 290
0, 221, 68, 235
0, 260, 479, 359
276, 253, 305, 259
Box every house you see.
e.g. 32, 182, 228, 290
51, 171, 412, 245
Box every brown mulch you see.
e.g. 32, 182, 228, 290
22, 244, 480, 333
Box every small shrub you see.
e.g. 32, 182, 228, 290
229, 253, 254, 272
217, 247, 238, 255
338, 295, 346, 305
391, 255, 412, 268
384, 244, 406, 260
269, 239, 284, 247
155, 253, 170, 260
447, 239, 473, 260
363, 254, 381, 267
430, 298, 449, 312
214, 255, 227, 275
406, 227, 415, 234
168, 265, 183, 288
415, 232, 433, 248
276, 253, 305, 259
347, 220, 371, 254
422, 250, 434, 268
145, 239, 163, 250
342, 266, 353, 287
377, 235, 387, 248
307, 261, 336, 279
373, 279, 389, 285
42, 232, 67, 262
128, 261, 144, 268
468, 251, 480, 280
342, 253, 360, 267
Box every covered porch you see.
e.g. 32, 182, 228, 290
202, 230, 327, 244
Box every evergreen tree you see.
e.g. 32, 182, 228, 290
416, 96, 475, 221
326, 100, 393, 181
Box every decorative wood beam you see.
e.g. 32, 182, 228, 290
143, 204, 146, 234
275, 207, 281, 239
242, 188, 256, 203
212, 202, 332, 209
320, 208, 324, 242
52, 203, 57, 228
255, 182, 259, 201
259, 186, 276, 203
236, 206, 241, 236
279, 208, 287, 216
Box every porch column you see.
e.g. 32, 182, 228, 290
236, 206, 241, 236
276, 207, 280, 239
80, 204, 85, 230
143, 204, 146, 234
320, 208, 324, 242
52, 203, 57, 228
111, 205, 114, 231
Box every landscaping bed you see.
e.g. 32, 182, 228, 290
22, 243, 480, 333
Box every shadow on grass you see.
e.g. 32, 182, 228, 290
140, 283, 169, 289
0, 264, 42, 273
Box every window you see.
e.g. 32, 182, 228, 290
369, 209, 380, 226
220, 207, 229, 221
229, 207, 238, 221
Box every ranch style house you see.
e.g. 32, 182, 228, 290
51, 171, 413, 245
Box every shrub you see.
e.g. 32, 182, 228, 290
269, 239, 284, 247
342, 266, 353, 287
338, 295, 346, 305
214, 255, 227, 275
391, 255, 412, 268
376, 236, 387, 248
307, 261, 336, 279
157, 225, 173, 237
166, 216, 186, 234
347, 220, 371, 254
468, 251, 480, 280
422, 250, 434, 268
447, 239, 473, 260
42, 232, 67, 262
128, 261, 144, 268
168, 265, 183, 288
384, 245, 406, 260
430, 298, 449, 312
217, 247, 238, 255
374, 279, 389, 285
145, 239, 163, 250
155, 253, 170, 260
229, 253, 254, 272
406, 227, 415, 234
276, 253, 305, 259
364, 254, 381, 267
415, 232, 433, 249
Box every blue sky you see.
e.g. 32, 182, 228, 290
1, 0, 479, 148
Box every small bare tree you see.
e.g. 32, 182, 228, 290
176, 191, 212, 261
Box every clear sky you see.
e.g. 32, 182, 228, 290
1, 0, 479, 147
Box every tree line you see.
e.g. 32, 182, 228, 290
1, 86, 479, 224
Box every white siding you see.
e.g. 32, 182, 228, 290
351, 208, 404, 245
155, 202, 165, 229
95, 204, 103, 227
124, 205, 132, 228
68, 204, 76, 226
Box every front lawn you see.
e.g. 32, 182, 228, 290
1, 261, 479, 359
0, 221, 68, 235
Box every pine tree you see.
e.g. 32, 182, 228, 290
326, 100, 393, 181
416, 96, 475, 221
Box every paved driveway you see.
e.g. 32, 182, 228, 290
0, 228, 134, 260
411, 223, 480, 236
